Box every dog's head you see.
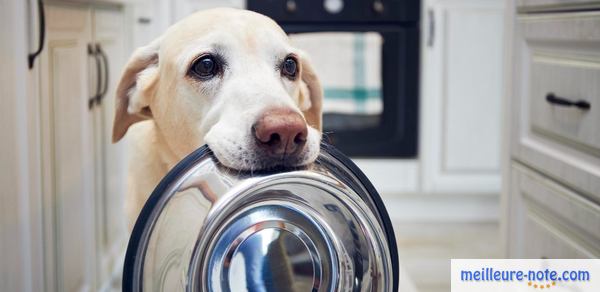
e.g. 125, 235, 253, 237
112, 8, 322, 170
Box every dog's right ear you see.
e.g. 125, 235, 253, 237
112, 37, 161, 143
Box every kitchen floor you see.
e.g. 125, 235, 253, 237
393, 221, 502, 292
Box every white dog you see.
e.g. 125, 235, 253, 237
112, 8, 323, 229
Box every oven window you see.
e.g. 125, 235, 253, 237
289, 32, 383, 131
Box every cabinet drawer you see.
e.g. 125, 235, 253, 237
530, 52, 600, 155
523, 12, 600, 158
522, 212, 592, 258
511, 12, 600, 201
517, 0, 600, 12
508, 163, 600, 258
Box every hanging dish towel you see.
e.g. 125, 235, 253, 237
290, 32, 383, 115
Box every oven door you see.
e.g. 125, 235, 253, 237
248, 0, 420, 157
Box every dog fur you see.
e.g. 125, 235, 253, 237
112, 8, 323, 229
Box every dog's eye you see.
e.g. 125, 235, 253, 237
281, 56, 298, 79
190, 55, 220, 79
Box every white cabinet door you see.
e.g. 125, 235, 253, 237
171, 0, 245, 22
130, 0, 172, 48
92, 6, 128, 288
507, 163, 600, 258
39, 4, 95, 292
420, 0, 504, 194
0, 0, 42, 290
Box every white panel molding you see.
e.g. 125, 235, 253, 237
500, 0, 517, 258
353, 159, 420, 195
171, 0, 245, 23
420, 0, 505, 194
381, 194, 500, 222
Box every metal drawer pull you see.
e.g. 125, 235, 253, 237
95, 44, 109, 105
427, 8, 435, 47
88, 44, 101, 110
546, 93, 590, 110
28, 0, 45, 69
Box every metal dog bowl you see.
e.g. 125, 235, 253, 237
123, 143, 398, 291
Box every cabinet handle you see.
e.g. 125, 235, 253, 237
137, 17, 152, 24
96, 44, 110, 105
427, 8, 435, 47
88, 44, 101, 110
28, 0, 46, 69
546, 92, 591, 110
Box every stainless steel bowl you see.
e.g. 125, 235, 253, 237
123, 143, 398, 292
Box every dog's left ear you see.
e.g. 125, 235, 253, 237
298, 54, 323, 131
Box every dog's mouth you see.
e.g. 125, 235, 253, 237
218, 162, 308, 176
253, 154, 311, 170
219, 151, 314, 171
208, 143, 319, 172
205, 124, 322, 172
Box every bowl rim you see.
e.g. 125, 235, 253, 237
122, 142, 399, 292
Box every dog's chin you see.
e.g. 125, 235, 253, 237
209, 140, 321, 172
211, 147, 320, 172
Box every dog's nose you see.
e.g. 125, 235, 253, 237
253, 109, 308, 157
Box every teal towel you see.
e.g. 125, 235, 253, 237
290, 32, 383, 115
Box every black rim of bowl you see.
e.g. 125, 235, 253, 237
122, 143, 399, 292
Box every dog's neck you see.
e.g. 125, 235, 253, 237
152, 123, 185, 171
132, 120, 184, 177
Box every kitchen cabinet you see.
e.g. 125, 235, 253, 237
38, 5, 95, 291
36, 2, 128, 291
171, 0, 245, 22
503, 0, 600, 258
128, 0, 171, 48
1, 0, 129, 290
420, 0, 505, 194
1, 0, 39, 291
92, 7, 128, 289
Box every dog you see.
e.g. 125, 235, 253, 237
112, 8, 323, 229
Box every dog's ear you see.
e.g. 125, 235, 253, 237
298, 54, 323, 131
112, 38, 161, 143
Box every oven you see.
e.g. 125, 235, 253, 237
248, 0, 420, 157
